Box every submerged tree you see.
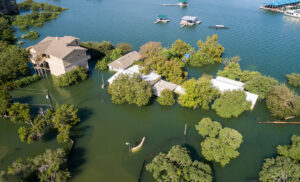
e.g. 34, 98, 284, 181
178, 75, 219, 109
266, 84, 300, 119
108, 74, 152, 107
195, 117, 243, 167
157, 89, 175, 106
259, 156, 300, 182
146, 145, 213, 182
212, 90, 251, 118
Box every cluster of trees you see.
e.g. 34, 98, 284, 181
286, 73, 300, 87
56, 66, 88, 87
0, 41, 30, 88
157, 89, 175, 106
13, 0, 67, 29
21, 30, 39, 39
0, 14, 16, 43
0, 148, 70, 182
146, 145, 213, 182
178, 75, 219, 109
81, 41, 132, 71
266, 84, 300, 119
195, 117, 243, 167
212, 90, 251, 118
189, 34, 224, 67
108, 74, 152, 107
259, 135, 300, 182
0, 89, 80, 144
139, 41, 188, 84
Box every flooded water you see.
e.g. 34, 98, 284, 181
1, 0, 300, 181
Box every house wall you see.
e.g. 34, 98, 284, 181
46, 56, 66, 76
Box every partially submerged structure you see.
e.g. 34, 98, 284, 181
260, 0, 300, 12
180, 16, 201, 27
108, 51, 141, 71
211, 76, 258, 109
28, 36, 90, 76
0, 0, 18, 14
154, 15, 170, 24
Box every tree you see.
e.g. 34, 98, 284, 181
178, 75, 220, 109
259, 156, 300, 182
0, 41, 30, 84
170, 40, 192, 58
157, 89, 175, 106
212, 90, 251, 118
286, 73, 300, 87
108, 74, 152, 107
0, 89, 12, 117
195, 117, 221, 138
244, 75, 278, 100
266, 84, 300, 119
216, 62, 243, 81
195, 118, 243, 167
146, 145, 213, 182
139, 41, 162, 58
189, 34, 224, 67
56, 66, 88, 87
51, 104, 80, 143
117, 43, 132, 55
277, 135, 300, 161
95, 57, 110, 71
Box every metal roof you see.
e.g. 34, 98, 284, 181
264, 0, 300, 6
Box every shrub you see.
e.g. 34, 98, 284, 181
108, 74, 152, 107
286, 73, 300, 87
212, 90, 251, 118
157, 89, 175, 106
56, 66, 88, 87
21, 30, 39, 39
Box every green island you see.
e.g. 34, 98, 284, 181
0, 0, 300, 181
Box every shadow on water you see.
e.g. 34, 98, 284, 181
68, 147, 87, 177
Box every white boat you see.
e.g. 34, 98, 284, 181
284, 10, 300, 18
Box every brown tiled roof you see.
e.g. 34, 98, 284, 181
30, 36, 87, 59
108, 51, 141, 70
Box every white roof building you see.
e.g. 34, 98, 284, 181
211, 76, 258, 110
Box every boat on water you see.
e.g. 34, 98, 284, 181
284, 9, 300, 18
180, 16, 201, 27
208, 25, 229, 29
154, 15, 170, 24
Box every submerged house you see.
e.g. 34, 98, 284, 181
0, 0, 18, 14
211, 76, 258, 109
108, 51, 142, 71
28, 36, 90, 76
180, 16, 201, 27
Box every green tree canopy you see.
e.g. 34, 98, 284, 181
259, 156, 300, 182
157, 89, 175, 106
286, 73, 300, 87
116, 42, 132, 55
178, 75, 219, 109
146, 145, 213, 182
266, 84, 300, 119
212, 90, 251, 118
189, 34, 224, 67
195, 118, 243, 167
108, 74, 152, 107
277, 135, 300, 161
244, 75, 278, 100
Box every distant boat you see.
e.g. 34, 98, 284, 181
154, 15, 170, 24
284, 10, 300, 18
208, 25, 229, 29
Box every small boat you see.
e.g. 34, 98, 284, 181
154, 15, 170, 24
208, 25, 229, 29
284, 10, 300, 18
